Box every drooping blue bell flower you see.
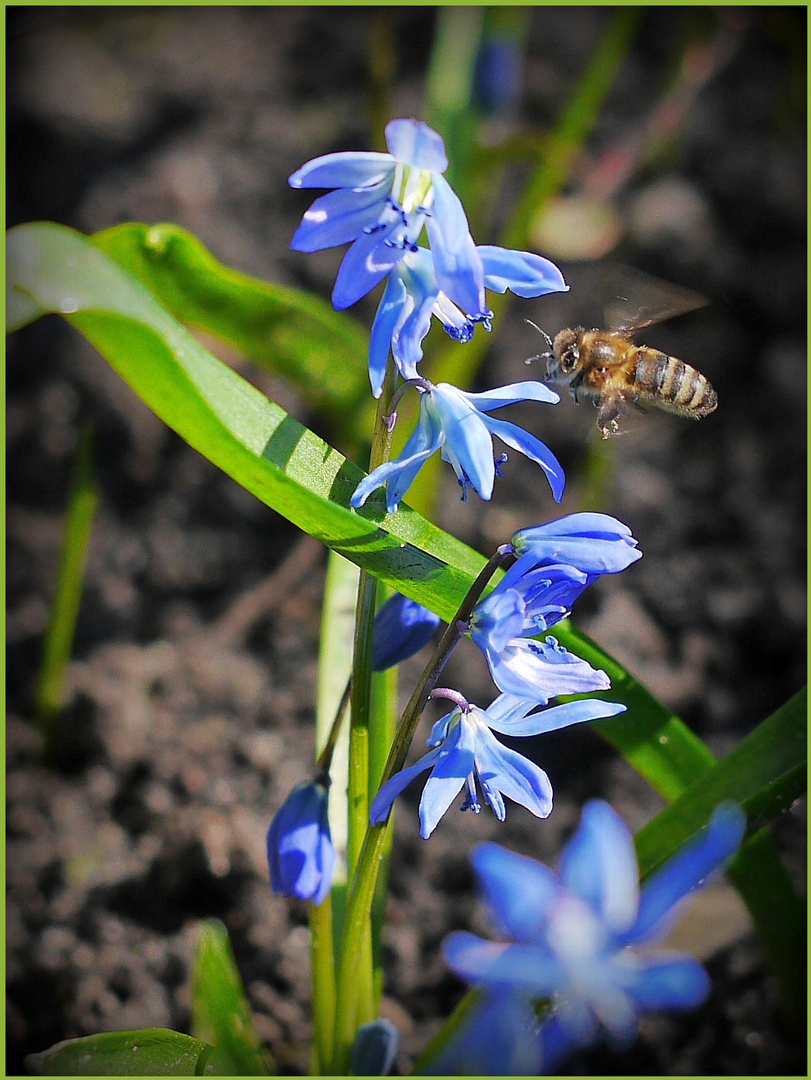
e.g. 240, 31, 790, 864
509, 513, 643, 577
441, 800, 746, 1072
351, 380, 564, 514
372, 592, 442, 671
266, 781, 336, 905
368, 244, 567, 397
369, 694, 625, 839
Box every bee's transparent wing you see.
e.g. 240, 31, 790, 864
603, 265, 708, 334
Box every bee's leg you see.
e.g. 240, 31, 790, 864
597, 401, 622, 438
569, 373, 584, 405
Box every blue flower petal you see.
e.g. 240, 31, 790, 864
430, 384, 497, 500
332, 221, 420, 310
472, 721, 554, 820
622, 956, 710, 1010
289, 150, 394, 189
478, 414, 566, 502
372, 593, 441, 671
369, 746, 443, 826
351, 394, 444, 512
422, 991, 543, 1077
419, 717, 477, 837
478, 245, 569, 298
559, 800, 640, 936
472, 842, 560, 942
462, 380, 560, 411
266, 782, 336, 905
290, 183, 390, 252
443, 934, 564, 995
369, 274, 408, 396
385, 118, 448, 173
486, 697, 626, 738
629, 802, 747, 943
426, 179, 486, 314
483, 637, 610, 702
512, 513, 642, 575
470, 588, 526, 654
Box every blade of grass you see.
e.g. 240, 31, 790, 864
34, 423, 99, 745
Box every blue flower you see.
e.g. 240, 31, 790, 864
350, 380, 564, 513
368, 244, 568, 397
441, 800, 746, 1071
289, 118, 485, 315
372, 592, 441, 671
266, 781, 336, 905
369, 694, 625, 839
468, 513, 642, 699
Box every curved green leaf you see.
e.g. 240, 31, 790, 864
25, 1029, 216, 1076
7, 221, 484, 619
636, 687, 807, 877
91, 222, 370, 432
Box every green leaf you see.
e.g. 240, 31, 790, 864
35, 423, 99, 742
191, 920, 272, 1076
7, 221, 485, 620
90, 222, 371, 436
25, 1029, 216, 1076
635, 687, 807, 878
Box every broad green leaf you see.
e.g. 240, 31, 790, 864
90, 222, 370, 434
25, 1029, 216, 1076
7, 221, 484, 619
191, 920, 272, 1076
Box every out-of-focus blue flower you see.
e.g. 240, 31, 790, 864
469, 513, 641, 699
373, 592, 441, 671
289, 118, 485, 315
442, 800, 746, 1071
474, 39, 522, 114
351, 380, 564, 514
266, 781, 335, 905
368, 245, 567, 397
510, 513, 642, 577
369, 695, 625, 839
420, 990, 542, 1076
350, 1018, 400, 1076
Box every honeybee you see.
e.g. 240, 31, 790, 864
528, 273, 718, 438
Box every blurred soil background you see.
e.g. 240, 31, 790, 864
6, 6, 806, 1076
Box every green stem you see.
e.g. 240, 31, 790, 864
308, 892, 336, 1073
330, 545, 512, 1072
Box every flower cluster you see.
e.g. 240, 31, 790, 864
267, 119, 742, 1073
369, 513, 641, 834
289, 117, 569, 511
433, 800, 746, 1074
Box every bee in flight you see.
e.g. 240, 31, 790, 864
527, 274, 718, 438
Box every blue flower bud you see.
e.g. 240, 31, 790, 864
266, 782, 335, 905
372, 593, 441, 671
349, 1018, 400, 1076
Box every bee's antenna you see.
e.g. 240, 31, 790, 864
524, 319, 553, 365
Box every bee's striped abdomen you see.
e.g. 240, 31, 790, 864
632, 347, 717, 418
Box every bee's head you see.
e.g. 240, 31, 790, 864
546, 327, 581, 383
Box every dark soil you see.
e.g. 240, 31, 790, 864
7, 7, 806, 1076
